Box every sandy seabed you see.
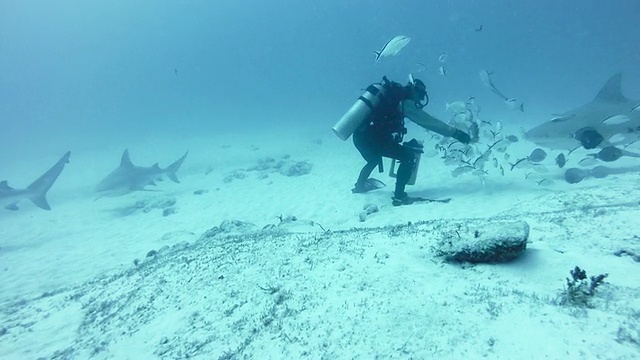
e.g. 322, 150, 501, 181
0, 129, 639, 359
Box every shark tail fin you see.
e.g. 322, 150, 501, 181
165, 151, 188, 183
26, 151, 71, 210
28, 192, 51, 210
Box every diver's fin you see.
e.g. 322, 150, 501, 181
351, 178, 386, 194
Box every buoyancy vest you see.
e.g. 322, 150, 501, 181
366, 80, 407, 142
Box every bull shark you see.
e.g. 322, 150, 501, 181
95, 149, 188, 197
523, 73, 640, 150
1, 151, 71, 211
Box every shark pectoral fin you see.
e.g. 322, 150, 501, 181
5, 202, 19, 211
29, 193, 52, 210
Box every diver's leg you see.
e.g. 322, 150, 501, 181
394, 154, 415, 199
380, 142, 415, 199
352, 131, 381, 192
352, 162, 379, 193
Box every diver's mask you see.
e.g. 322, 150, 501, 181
408, 74, 429, 109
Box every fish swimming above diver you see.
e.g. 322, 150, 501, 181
1, 151, 71, 210
95, 149, 188, 197
523, 73, 640, 150
374, 35, 411, 62
479, 70, 524, 112
509, 147, 548, 171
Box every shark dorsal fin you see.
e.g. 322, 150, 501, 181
593, 73, 627, 103
151, 163, 161, 170
120, 149, 134, 167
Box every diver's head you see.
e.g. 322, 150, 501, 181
406, 74, 429, 109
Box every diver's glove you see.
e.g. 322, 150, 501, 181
452, 129, 471, 144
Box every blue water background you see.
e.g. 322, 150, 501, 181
1, 0, 638, 156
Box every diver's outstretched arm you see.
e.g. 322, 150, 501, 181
403, 100, 470, 143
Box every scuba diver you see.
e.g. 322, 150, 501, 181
332, 75, 473, 205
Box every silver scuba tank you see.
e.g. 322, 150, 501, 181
388, 139, 424, 186
332, 83, 386, 141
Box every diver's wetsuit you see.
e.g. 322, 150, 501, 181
353, 81, 415, 198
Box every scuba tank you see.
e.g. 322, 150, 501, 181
388, 139, 424, 186
332, 82, 386, 141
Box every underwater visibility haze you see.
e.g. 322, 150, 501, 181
1, 0, 640, 359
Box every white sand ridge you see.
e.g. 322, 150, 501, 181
1, 201, 639, 359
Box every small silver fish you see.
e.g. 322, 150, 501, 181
607, 133, 627, 143
438, 52, 449, 63
578, 157, 599, 166
490, 138, 510, 151
439, 65, 446, 76
451, 166, 474, 177
479, 70, 493, 88
601, 114, 631, 126
531, 164, 549, 173
510, 157, 530, 171
505, 98, 524, 112
537, 179, 553, 186
472, 169, 488, 176
444, 157, 459, 166
445, 101, 468, 114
